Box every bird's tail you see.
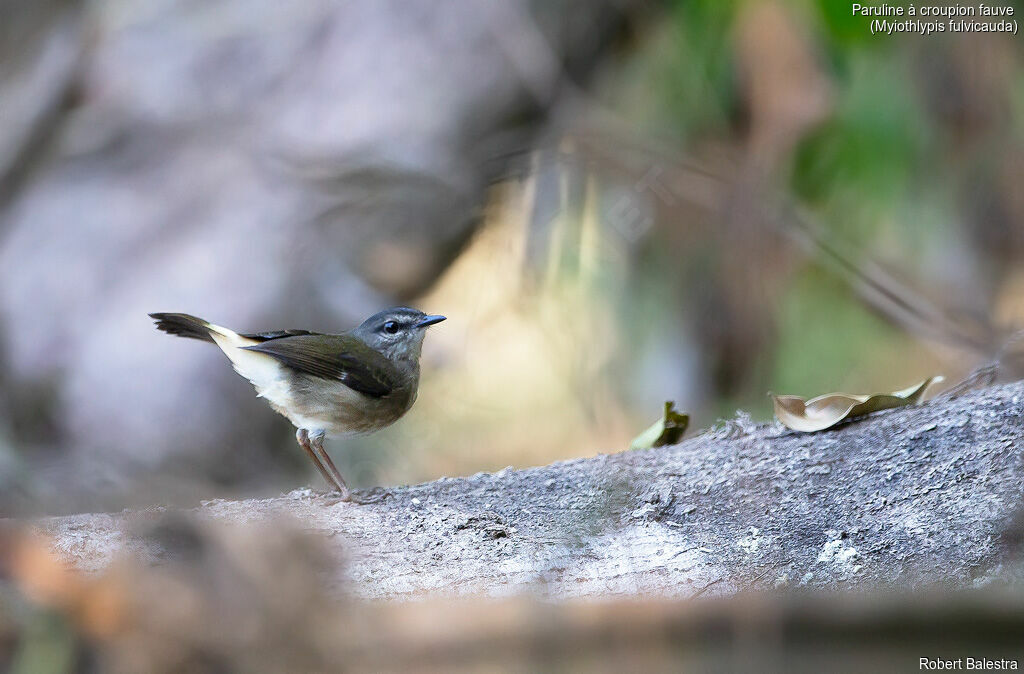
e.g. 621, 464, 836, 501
149, 313, 280, 397
149, 313, 217, 343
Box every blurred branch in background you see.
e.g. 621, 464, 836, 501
0, 0, 85, 209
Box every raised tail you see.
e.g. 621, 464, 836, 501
149, 313, 216, 343
150, 312, 286, 400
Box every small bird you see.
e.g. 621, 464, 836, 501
149, 307, 446, 501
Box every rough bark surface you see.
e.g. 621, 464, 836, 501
36, 381, 1024, 600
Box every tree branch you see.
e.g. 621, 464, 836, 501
36, 381, 1024, 599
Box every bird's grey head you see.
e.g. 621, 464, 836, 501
351, 307, 446, 362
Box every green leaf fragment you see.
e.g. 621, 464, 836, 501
630, 401, 690, 450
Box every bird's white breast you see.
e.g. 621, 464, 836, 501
206, 322, 379, 434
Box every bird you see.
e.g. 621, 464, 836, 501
148, 307, 446, 501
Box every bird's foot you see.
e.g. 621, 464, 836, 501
318, 486, 351, 505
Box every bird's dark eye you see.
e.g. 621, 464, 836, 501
382, 321, 400, 334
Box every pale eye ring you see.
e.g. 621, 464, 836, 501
382, 321, 399, 334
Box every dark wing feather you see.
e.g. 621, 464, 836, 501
239, 329, 319, 341
242, 334, 396, 398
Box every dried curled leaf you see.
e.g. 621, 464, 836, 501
772, 376, 943, 433
630, 401, 690, 450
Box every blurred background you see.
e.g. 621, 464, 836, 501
0, 0, 1021, 516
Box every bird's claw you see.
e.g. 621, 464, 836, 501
314, 487, 351, 505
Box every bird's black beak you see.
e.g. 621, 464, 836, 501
416, 315, 446, 329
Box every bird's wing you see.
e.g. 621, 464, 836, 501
241, 334, 396, 398
239, 329, 319, 341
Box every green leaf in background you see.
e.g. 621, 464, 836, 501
630, 401, 690, 450
771, 376, 943, 433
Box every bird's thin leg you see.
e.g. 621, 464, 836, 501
296, 428, 337, 491
310, 432, 350, 501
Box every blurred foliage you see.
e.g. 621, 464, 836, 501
791, 55, 930, 218
361, 0, 1021, 485
770, 269, 922, 401
607, 0, 1014, 412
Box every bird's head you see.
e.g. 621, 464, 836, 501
351, 307, 446, 363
